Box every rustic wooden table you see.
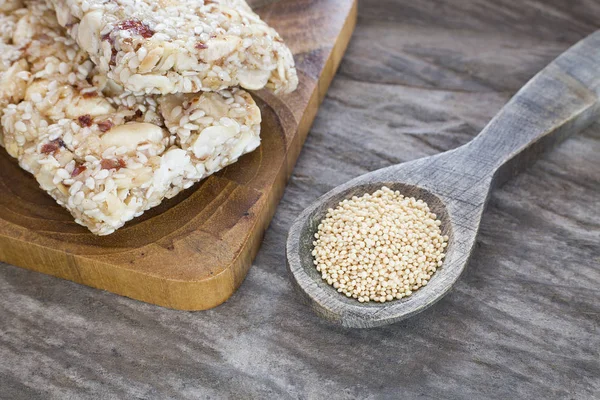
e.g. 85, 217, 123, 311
1, 0, 599, 398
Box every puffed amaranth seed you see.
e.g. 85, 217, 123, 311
312, 187, 448, 304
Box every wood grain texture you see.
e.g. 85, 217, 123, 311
1, 0, 599, 398
287, 32, 600, 327
0, 0, 357, 310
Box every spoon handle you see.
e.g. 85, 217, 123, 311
457, 31, 600, 187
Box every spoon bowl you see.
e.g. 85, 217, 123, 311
287, 31, 600, 328
287, 155, 483, 328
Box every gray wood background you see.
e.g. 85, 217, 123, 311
1, 0, 599, 398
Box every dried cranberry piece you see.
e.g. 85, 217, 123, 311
40, 139, 66, 154
100, 158, 127, 170
124, 110, 144, 123
98, 120, 114, 132
78, 114, 93, 127
109, 48, 118, 66
71, 164, 87, 177
101, 32, 114, 44
100, 33, 118, 65
116, 19, 154, 39
41, 142, 59, 154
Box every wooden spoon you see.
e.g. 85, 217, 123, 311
286, 31, 600, 328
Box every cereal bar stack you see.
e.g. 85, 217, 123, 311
0, 0, 297, 235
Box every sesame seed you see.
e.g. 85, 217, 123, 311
15, 121, 27, 132
45, 63, 56, 74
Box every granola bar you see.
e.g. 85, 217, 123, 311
47, 0, 299, 95
1, 0, 262, 235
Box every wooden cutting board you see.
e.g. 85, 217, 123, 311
0, 0, 357, 310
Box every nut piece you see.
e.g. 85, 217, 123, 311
100, 122, 165, 151
230, 131, 260, 160
0, 59, 28, 106
200, 36, 242, 62
237, 68, 271, 91
53, 1, 72, 26
66, 95, 115, 119
192, 125, 237, 159
127, 74, 175, 94
138, 47, 164, 74
77, 10, 104, 55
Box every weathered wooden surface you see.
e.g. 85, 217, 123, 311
1, 0, 599, 398
0, 0, 357, 310
287, 32, 600, 328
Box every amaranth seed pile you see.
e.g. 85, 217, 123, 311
312, 186, 448, 303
